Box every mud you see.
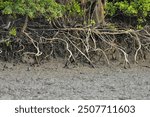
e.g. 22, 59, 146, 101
0, 60, 150, 100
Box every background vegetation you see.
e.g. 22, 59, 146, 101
106, 0, 150, 28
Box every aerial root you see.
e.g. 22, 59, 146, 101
3, 23, 149, 67
26, 27, 149, 67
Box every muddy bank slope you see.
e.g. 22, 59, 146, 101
0, 60, 150, 100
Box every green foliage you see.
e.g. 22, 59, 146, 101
9, 27, 17, 36
65, 0, 83, 16
106, 2, 117, 16
5, 40, 11, 47
0, 0, 64, 20
106, 0, 150, 26
89, 19, 96, 25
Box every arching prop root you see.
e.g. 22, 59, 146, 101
0, 21, 149, 68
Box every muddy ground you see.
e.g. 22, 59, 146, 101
0, 59, 150, 100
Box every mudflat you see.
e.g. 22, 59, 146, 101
0, 60, 150, 100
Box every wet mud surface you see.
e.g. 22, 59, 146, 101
0, 60, 150, 100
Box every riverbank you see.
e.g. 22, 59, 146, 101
0, 60, 150, 100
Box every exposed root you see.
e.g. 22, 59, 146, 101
64, 33, 95, 68
23, 32, 42, 56
40, 36, 76, 67
0, 18, 149, 67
